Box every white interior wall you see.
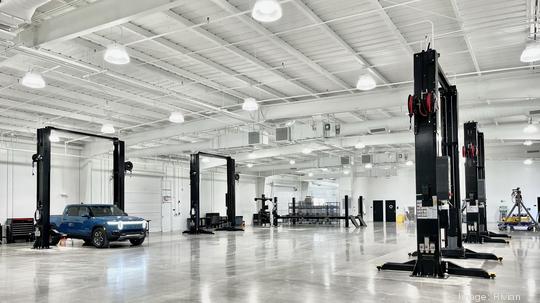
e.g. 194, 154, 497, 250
354, 160, 540, 222
0, 141, 260, 232
0, 142, 80, 224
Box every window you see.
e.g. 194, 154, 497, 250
66, 206, 79, 216
89, 205, 126, 217
78, 206, 90, 217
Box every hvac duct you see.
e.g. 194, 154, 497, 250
0, 0, 50, 40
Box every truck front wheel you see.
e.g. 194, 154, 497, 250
91, 227, 109, 248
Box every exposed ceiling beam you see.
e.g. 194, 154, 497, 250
294, 0, 391, 85
162, 10, 320, 99
119, 73, 540, 155
18, 0, 186, 47
368, 0, 415, 56
79, 35, 241, 106
449, 0, 481, 75
124, 23, 285, 98
209, 0, 353, 91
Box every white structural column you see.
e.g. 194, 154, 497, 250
209, 0, 353, 91
294, 0, 391, 85
18, 0, 186, 47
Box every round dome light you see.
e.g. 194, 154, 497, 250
252, 0, 282, 23
21, 72, 46, 89
104, 44, 130, 65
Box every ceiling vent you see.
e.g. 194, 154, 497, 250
361, 154, 372, 164
340, 156, 351, 165
369, 127, 387, 134
248, 131, 269, 145
530, 110, 540, 116
275, 127, 291, 142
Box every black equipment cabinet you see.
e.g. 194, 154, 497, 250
32, 127, 131, 249
373, 200, 384, 222
385, 200, 396, 222
184, 152, 242, 234
377, 49, 496, 279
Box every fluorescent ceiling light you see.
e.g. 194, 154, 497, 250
289, 159, 296, 165
242, 97, 259, 111
356, 73, 376, 91
252, 0, 282, 23
21, 72, 46, 89
308, 172, 314, 177
321, 167, 328, 172
343, 170, 350, 175
405, 160, 414, 166
523, 158, 533, 165
246, 163, 254, 168
520, 42, 540, 63
355, 142, 366, 149
104, 44, 130, 65
49, 133, 60, 143
364, 163, 373, 169
523, 140, 533, 146
101, 123, 115, 134
301, 148, 312, 154
523, 123, 538, 134
169, 111, 185, 123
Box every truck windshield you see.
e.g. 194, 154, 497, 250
89, 205, 126, 217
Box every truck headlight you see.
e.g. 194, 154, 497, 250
107, 221, 121, 229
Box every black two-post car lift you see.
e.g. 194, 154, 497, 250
377, 48, 496, 279
463, 122, 510, 244
183, 152, 243, 234
32, 126, 132, 249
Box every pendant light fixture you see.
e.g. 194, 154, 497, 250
364, 163, 373, 169
289, 159, 296, 165
523, 158, 533, 165
49, 133, 60, 143
246, 163, 254, 168
405, 160, 414, 166
523, 140, 533, 146
355, 142, 366, 149
21, 71, 46, 89
104, 44, 130, 65
169, 111, 185, 123
252, 0, 282, 23
101, 123, 116, 134
523, 118, 538, 134
242, 97, 259, 111
356, 73, 376, 91
520, 41, 540, 63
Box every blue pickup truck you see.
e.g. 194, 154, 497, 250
50, 204, 147, 248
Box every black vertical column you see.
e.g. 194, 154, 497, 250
292, 197, 296, 225
190, 153, 200, 232
411, 49, 444, 277
464, 122, 481, 243
226, 157, 236, 226
345, 195, 349, 228
113, 140, 125, 210
440, 86, 463, 250
358, 196, 364, 218
477, 132, 487, 231
35, 128, 51, 249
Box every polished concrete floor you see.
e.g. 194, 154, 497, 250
0, 223, 537, 303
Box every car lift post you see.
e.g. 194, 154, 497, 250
33, 127, 130, 249
463, 122, 508, 244
184, 152, 242, 234
377, 49, 495, 279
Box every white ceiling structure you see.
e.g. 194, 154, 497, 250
1, 0, 539, 174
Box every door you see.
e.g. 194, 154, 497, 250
385, 200, 396, 222
373, 200, 384, 222
161, 202, 172, 232
61, 205, 79, 235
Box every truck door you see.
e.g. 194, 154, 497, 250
76, 206, 92, 236
62, 206, 79, 235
